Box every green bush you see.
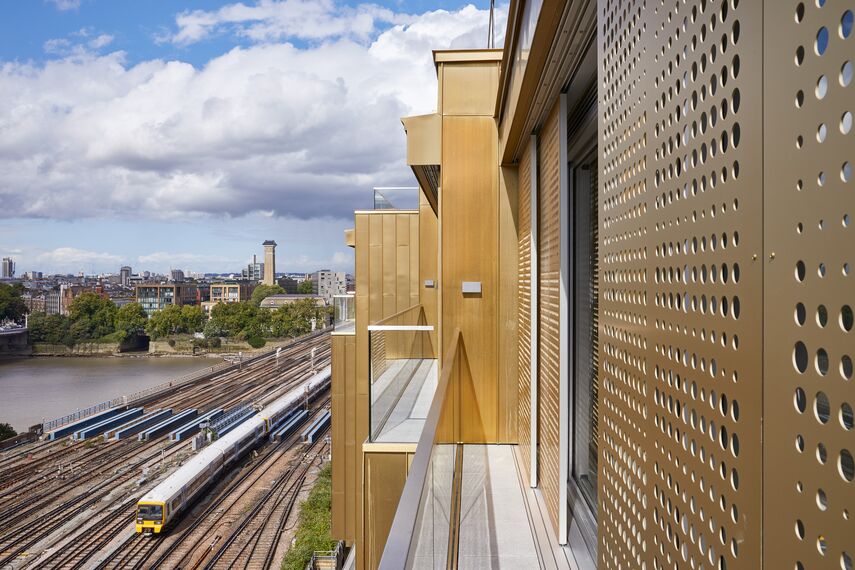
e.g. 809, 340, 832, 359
281, 463, 335, 570
167, 338, 176, 347
246, 336, 266, 349
208, 336, 222, 348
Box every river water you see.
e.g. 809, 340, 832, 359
0, 357, 221, 432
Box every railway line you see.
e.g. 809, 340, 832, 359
0, 331, 331, 570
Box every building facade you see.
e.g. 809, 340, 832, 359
135, 283, 198, 316
119, 266, 132, 286
310, 269, 347, 303
331, 2, 855, 569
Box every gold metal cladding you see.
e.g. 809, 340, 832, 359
764, 2, 854, 569
598, 0, 763, 567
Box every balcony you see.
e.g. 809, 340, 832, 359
333, 294, 355, 333
379, 330, 579, 570
368, 305, 436, 443
373, 187, 419, 211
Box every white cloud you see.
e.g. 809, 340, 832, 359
287, 250, 354, 272
47, 0, 81, 11
37, 247, 122, 270
170, 0, 410, 45
0, 2, 506, 224
88, 34, 115, 50
138, 252, 237, 266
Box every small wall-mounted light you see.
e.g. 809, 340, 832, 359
424, 280, 435, 288
462, 281, 482, 294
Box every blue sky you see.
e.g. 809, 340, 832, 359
0, 0, 500, 276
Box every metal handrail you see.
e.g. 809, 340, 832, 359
371, 304, 425, 327
378, 329, 462, 570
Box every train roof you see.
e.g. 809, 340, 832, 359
137, 366, 331, 506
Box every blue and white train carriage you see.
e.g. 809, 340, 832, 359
135, 366, 330, 534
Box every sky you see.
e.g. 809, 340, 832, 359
0, 0, 506, 276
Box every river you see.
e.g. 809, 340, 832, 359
0, 357, 222, 432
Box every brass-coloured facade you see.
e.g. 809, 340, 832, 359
335, 0, 854, 567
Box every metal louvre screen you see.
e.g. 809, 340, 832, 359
539, 100, 563, 533
598, 0, 763, 568
519, 140, 533, 484
763, 2, 854, 569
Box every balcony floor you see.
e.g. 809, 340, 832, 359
458, 445, 540, 568
372, 358, 437, 443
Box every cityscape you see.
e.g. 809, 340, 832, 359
1, 1, 854, 570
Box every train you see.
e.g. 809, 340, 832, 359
135, 366, 331, 534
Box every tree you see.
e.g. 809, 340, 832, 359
180, 305, 205, 333
0, 283, 27, 322
146, 304, 184, 339
0, 423, 16, 440
297, 280, 314, 294
250, 284, 285, 307
67, 293, 117, 340
114, 302, 147, 341
27, 312, 70, 344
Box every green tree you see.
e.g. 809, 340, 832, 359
114, 302, 147, 341
0, 422, 16, 440
208, 301, 258, 338
250, 284, 285, 307
28, 312, 71, 344
180, 305, 206, 333
297, 279, 314, 294
145, 304, 184, 339
67, 293, 118, 340
0, 283, 27, 322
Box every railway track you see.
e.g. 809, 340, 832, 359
0, 331, 331, 570
203, 437, 330, 569
141, 406, 329, 569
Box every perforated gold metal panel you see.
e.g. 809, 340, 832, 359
539, 100, 563, 533
519, 139, 533, 483
598, 0, 763, 568
764, 2, 855, 569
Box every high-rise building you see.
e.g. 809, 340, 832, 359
119, 266, 132, 286
1, 257, 14, 279
262, 240, 277, 286
309, 269, 346, 303
169, 269, 185, 282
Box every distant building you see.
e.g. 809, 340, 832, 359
309, 269, 347, 303
60, 284, 108, 316
1, 257, 14, 279
211, 282, 253, 304
45, 288, 61, 315
170, 269, 185, 283
195, 283, 211, 304
277, 276, 299, 293
242, 255, 264, 282
259, 294, 327, 310
262, 240, 277, 286
135, 283, 197, 316
22, 293, 46, 313
120, 266, 132, 286
202, 281, 254, 314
